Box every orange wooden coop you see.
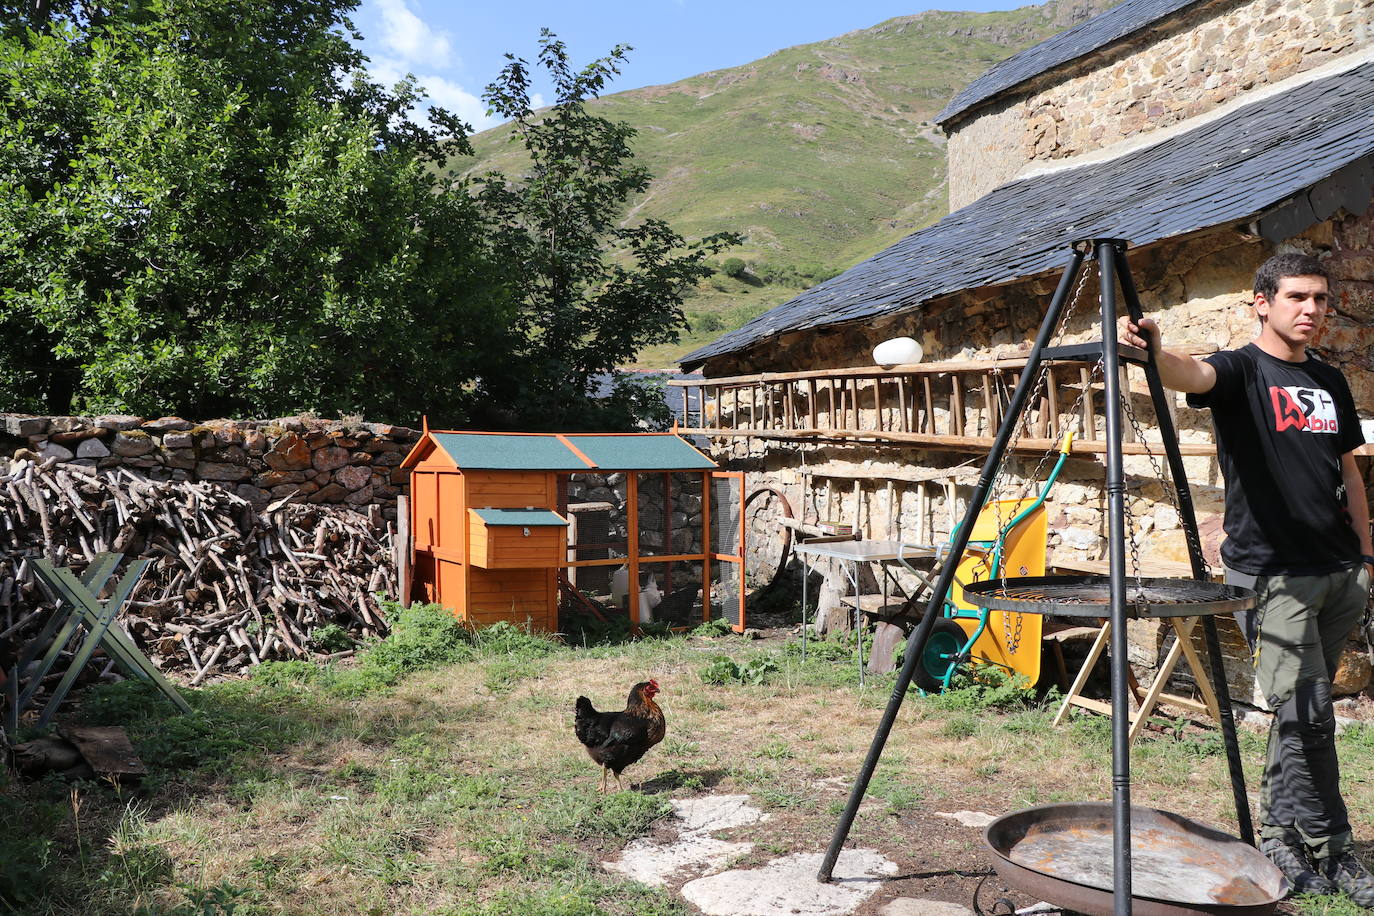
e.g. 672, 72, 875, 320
402, 430, 747, 633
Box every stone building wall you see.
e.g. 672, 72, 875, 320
945, 0, 1373, 209
0, 414, 419, 518
699, 198, 1374, 694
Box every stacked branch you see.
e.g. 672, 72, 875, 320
0, 457, 396, 686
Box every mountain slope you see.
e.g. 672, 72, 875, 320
456, 0, 1117, 368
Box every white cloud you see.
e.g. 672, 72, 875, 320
417, 74, 499, 132
375, 0, 454, 70
366, 56, 500, 133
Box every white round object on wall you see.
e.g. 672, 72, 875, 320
872, 336, 923, 367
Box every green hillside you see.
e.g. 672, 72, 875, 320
455, 0, 1117, 369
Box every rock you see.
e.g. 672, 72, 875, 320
335, 465, 371, 490
312, 446, 350, 472
264, 433, 312, 470
308, 482, 348, 503
5, 415, 48, 437
142, 416, 192, 432
234, 484, 269, 509
46, 417, 85, 433
162, 432, 194, 449
112, 431, 156, 457
1154, 505, 1181, 530
1059, 527, 1101, 551
257, 469, 305, 487
244, 429, 267, 451
1333, 648, 1372, 696
880, 901, 974, 916
163, 449, 196, 470
76, 438, 110, 459
373, 451, 403, 467
344, 485, 374, 505
208, 445, 247, 465
93, 414, 142, 431
195, 462, 251, 482
39, 441, 74, 462
213, 424, 244, 445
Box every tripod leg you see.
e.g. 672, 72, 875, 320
816, 244, 1089, 883
1113, 247, 1254, 847
1097, 239, 1133, 916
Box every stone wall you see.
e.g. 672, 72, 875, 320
0, 414, 419, 518
945, 0, 1373, 208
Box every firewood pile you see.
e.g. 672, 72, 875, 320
1, 457, 396, 686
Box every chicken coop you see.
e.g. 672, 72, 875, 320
401, 429, 747, 633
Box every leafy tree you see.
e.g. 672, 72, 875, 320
470, 31, 738, 431
0, 0, 498, 420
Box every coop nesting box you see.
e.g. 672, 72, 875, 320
402, 430, 728, 632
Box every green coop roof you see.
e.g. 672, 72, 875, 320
418, 431, 716, 471
429, 433, 589, 470
471, 508, 569, 527
561, 434, 716, 471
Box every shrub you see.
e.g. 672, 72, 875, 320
698, 653, 779, 686
721, 257, 747, 278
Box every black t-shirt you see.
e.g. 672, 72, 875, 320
1186, 343, 1364, 575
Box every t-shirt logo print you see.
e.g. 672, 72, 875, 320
1269, 385, 1340, 434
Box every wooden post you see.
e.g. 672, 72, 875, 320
395, 495, 411, 607
874, 378, 883, 433
1081, 367, 1096, 440
951, 376, 964, 437
808, 379, 818, 430
627, 473, 640, 628
922, 376, 934, 433
897, 376, 909, 432
701, 471, 712, 625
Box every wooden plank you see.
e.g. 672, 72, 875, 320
808, 379, 818, 429
63, 726, 146, 780
681, 427, 1218, 455
850, 378, 860, 430
663, 347, 1220, 386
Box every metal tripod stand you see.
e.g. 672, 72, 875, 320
817, 239, 1255, 916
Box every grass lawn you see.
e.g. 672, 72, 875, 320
6, 606, 1374, 916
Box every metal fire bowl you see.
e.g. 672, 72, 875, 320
984, 803, 1286, 916
960, 576, 1256, 619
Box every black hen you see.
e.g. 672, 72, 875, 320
573, 679, 665, 793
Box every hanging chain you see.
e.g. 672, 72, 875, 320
990, 248, 1098, 655
1119, 374, 1213, 584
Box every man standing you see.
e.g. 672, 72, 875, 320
1123, 252, 1374, 902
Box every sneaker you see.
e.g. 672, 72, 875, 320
1318, 851, 1374, 906
1261, 837, 1337, 896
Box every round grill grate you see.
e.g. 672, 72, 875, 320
960, 575, 1255, 618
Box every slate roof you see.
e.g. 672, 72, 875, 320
683, 60, 1374, 370
935, 0, 1204, 126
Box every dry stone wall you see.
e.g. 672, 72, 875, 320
0, 414, 419, 518
945, 0, 1373, 208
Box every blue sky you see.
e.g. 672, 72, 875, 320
351, 0, 1033, 132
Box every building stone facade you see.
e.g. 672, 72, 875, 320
945, 0, 1374, 209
